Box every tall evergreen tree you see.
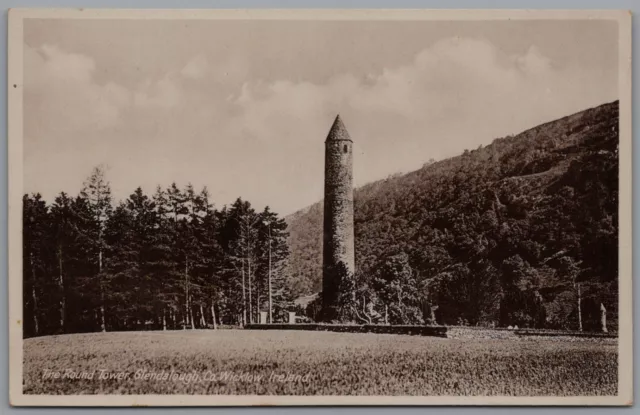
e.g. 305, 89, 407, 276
256, 206, 291, 323
49, 192, 75, 332
191, 188, 224, 328
103, 201, 138, 329
79, 165, 113, 332
150, 186, 181, 330
23, 194, 50, 337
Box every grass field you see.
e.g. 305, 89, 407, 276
23, 330, 617, 395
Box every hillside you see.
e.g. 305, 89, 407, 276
285, 101, 619, 330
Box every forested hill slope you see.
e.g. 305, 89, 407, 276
285, 101, 619, 330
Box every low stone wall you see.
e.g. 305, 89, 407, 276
447, 326, 617, 341
244, 323, 447, 337
244, 323, 617, 342
514, 329, 617, 342
446, 326, 518, 340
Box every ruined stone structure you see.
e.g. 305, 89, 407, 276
322, 115, 355, 321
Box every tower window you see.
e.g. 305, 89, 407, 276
343, 144, 348, 153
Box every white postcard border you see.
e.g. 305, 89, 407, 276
7, 8, 633, 407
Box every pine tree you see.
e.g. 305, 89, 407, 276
150, 186, 181, 330
103, 201, 138, 329
164, 183, 186, 328
79, 165, 113, 332
192, 188, 224, 329
69, 194, 101, 332
215, 206, 243, 325
218, 198, 259, 325
23, 193, 50, 337
256, 207, 291, 323
126, 187, 157, 326
49, 192, 75, 332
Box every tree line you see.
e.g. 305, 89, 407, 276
23, 166, 291, 338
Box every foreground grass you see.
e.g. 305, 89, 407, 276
23, 330, 617, 395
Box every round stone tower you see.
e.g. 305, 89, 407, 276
322, 114, 355, 321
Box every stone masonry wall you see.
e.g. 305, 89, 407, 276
322, 119, 355, 320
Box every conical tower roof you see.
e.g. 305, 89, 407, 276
325, 114, 352, 142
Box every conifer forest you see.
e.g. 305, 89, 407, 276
23, 170, 290, 337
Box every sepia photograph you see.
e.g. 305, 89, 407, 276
7, 8, 632, 406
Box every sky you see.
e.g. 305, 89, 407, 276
23, 18, 619, 215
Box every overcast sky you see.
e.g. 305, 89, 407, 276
23, 19, 618, 215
